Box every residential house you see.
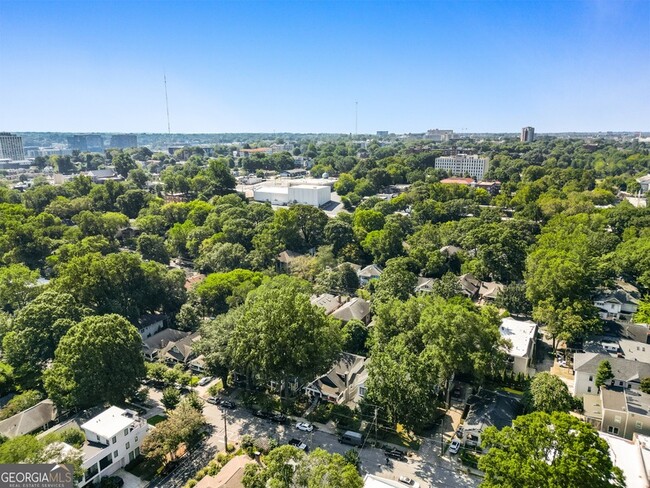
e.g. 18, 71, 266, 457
357, 264, 383, 285
572, 353, 650, 396
142, 328, 191, 361
462, 389, 521, 449
159, 332, 201, 366
305, 353, 368, 407
439, 245, 462, 257
331, 297, 371, 324
479, 281, 504, 301
598, 433, 650, 488
583, 387, 650, 440
189, 355, 207, 374
414, 277, 435, 293
337, 262, 361, 273
279, 168, 307, 178
0, 399, 57, 438
276, 250, 303, 273
459, 273, 482, 299
78, 406, 148, 487
584, 337, 650, 363
82, 169, 123, 184
594, 281, 641, 321
499, 317, 537, 375
194, 455, 255, 488
637, 174, 650, 194
137, 313, 167, 339
310, 293, 345, 316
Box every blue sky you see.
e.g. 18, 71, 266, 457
0, 0, 648, 133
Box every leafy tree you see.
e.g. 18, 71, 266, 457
127, 168, 149, 189
197, 242, 249, 273
227, 275, 343, 394
341, 320, 368, 355
161, 387, 181, 410
44, 314, 146, 408
315, 264, 359, 295
175, 303, 202, 331
361, 222, 404, 265
0, 390, 43, 420
243, 446, 363, 488
0, 264, 39, 312
193, 269, 264, 316
431, 272, 462, 299
142, 400, 206, 463
640, 377, 650, 394
116, 189, 152, 218
479, 411, 625, 488
324, 219, 356, 255
525, 372, 573, 414
371, 258, 417, 304
495, 283, 532, 316
137, 233, 170, 264
112, 152, 137, 178
634, 299, 650, 323
2, 290, 89, 388
595, 360, 615, 390
196, 308, 240, 388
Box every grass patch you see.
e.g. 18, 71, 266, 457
499, 387, 524, 396
148, 414, 167, 426
371, 424, 421, 451
125, 456, 161, 481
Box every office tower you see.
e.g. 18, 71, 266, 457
110, 134, 138, 149
67, 134, 104, 152
521, 126, 535, 143
434, 154, 490, 180
0, 133, 25, 160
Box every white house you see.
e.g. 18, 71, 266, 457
594, 284, 640, 321
253, 185, 330, 207
499, 317, 537, 375
79, 407, 148, 487
572, 353, 650, 397
357, 264, 383, 285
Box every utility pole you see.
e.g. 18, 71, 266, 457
223, 410, 228, 452
373, 407, 378, 447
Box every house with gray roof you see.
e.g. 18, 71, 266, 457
584, 387, 650, 440
461, 389, 521, 449
331, 297, 371, 324
357, 264, 383, 285
142, 328, 191, 361
0, 399, 57, 438
304, 353, 367, 407
572, 352, 650, 396
594, 281, 640, 321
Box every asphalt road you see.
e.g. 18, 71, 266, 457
146, 389, 479, 488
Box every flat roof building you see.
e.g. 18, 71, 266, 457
521, 126, 535, 143
0, 133, 25, 161
435, 154, 489, 180
109, 134, 138, 149
253, 184, 330, 207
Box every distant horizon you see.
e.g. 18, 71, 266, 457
11, 130, 650, 136
1, 1, 648, 133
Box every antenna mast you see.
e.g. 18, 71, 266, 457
164, 73, 171, 135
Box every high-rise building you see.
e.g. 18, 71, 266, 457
521, 126, 535, 143
0, 133, 25, 161
110, 134, 138, 149
67, 134, 104, 152
435, 154, 490, 180
425, 129, 454, 142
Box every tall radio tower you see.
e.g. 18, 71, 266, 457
164, 73, 171, 135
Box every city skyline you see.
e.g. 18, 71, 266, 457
1, 0, 648, 134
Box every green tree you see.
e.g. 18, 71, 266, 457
479, 411, 625, 488
640, 377, 650, 394
341, 320, 368, 355
161, 387, 181, 410
192, 269, 264, 316
2, 290, 89, 388
142, 401, 206, 463
197, 242, 249, 273
525, 372, 573, 414
0, 390, 43, 420
44, 314, 146, 408
137, 233, 170, 264
227, 275, 343, 394
371, 258, 417, 304
495, 283, 532, 316
595, 360, 615, 390
0, 264, 39, 312
635, 299, 650, 323
116, 189, 152, 218
112, 152, 137, 178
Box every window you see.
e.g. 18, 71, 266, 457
608, 426, 619, 434
129, 451, 135, 462
587, 387, 592, 393
628, 384, 632, 389
124, 428, 129, 436
615, 415, 622, 424
135, 435, 138, 442
126, 442, 130, 450
636, 421, 643, 429
114, 450, 119, 458
112, 436, 117, 444
589, 375, 593, 382
619, 381, 624, 386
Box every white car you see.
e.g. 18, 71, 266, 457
449, 439, 461, 454
398, 476, 420, 487
296, 422, 314, 432
198, 377, 212, 386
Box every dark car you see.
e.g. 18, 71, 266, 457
270, 413, 288, 424
384, 448, 407, 461
254, 410, 273, 419
220, 400, 237, 409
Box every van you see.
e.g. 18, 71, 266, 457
339, 430, 363, 447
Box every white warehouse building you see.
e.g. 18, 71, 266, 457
254, 185, 331, 207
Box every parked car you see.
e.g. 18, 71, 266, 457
220, 400, 236, 409
449, 439, 461, 454
198, 377, 212, 386
296, 422, 314, 432
206, 396, 221, 405
270, 413, 288, 424
384, 448, 407, 461
288, 438, 309, 452
254, 410, 273, 419
398, 476, 420, 487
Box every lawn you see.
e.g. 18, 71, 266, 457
147, 414, 167, 426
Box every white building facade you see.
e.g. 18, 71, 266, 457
0, 133, 25, 161
434, 154, 490, 180
253, 185, 330, 207
79, 407, 148, 487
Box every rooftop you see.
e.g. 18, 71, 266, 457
573, 353, 650, 380
81, 406, 137, 439
331, 297, 370, 322
600, 433, 650, 488
499, 318, 537, 358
